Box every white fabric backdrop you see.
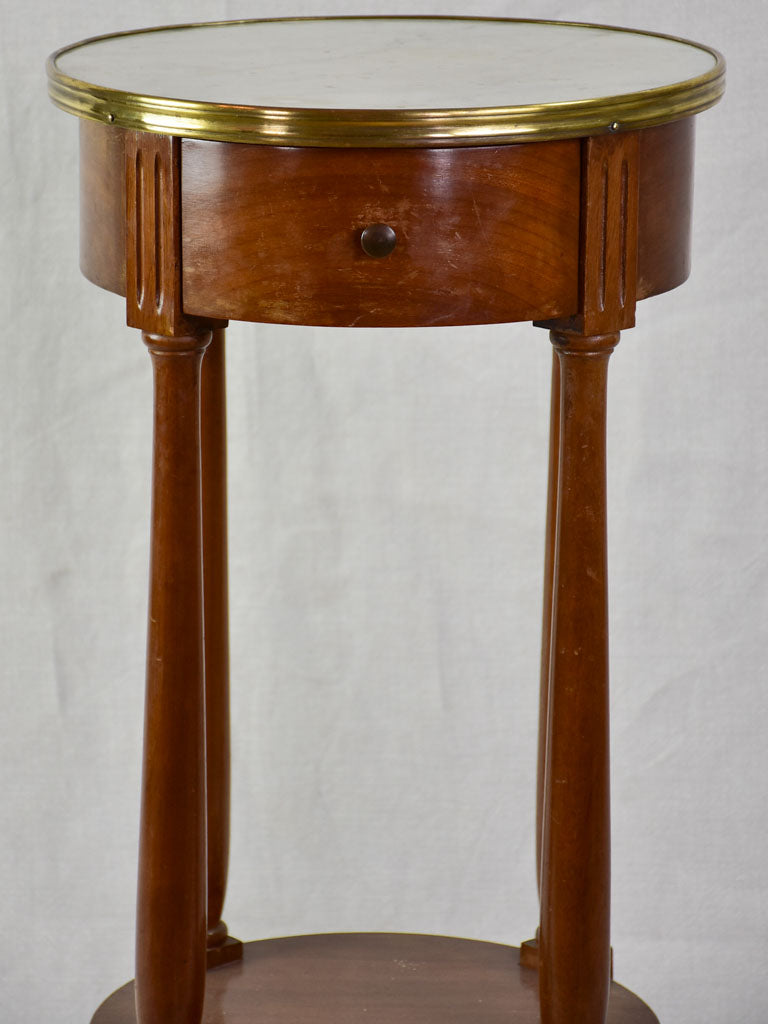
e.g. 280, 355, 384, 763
2, 1, 766, 1021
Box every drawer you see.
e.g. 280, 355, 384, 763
180, 141, 581, 328
78, 121, 695, 326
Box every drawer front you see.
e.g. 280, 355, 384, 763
180, 141, 581, 328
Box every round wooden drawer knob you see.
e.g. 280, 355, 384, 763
360, 223, 397, 258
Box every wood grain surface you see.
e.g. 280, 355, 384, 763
538, 330, 618, 1024
79, 119, 125, 295
136, 330, 211, 1024
78, 119, 696, 320
536, 350, 560, 900
200, 326, 242, 968
125, 133, 202, 336
578, 133, 639, 333
91, 933, 659, 1024
636, 118, 695, 300
72, 117, 697, 1024
533, 131, 637, 1024
538, 132, 639, 335
180, 140, 581, 327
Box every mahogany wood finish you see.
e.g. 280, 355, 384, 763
128, 128, 233, 1022
583, 133, 639, 332
537, 350, 561, 898
519, 350, 562, 978
78, 118, 696, 316
531, 130, 639, 1024
540, 132, 639, 336
80, 120, 125, 295
91, 934, 659, 1024
539, 329, 618, 1024
72, 101, 705, 1024
201, 326, 242, 969
636, 118, 695, 299
179, 140, 581, 327
125, 132, 201, 336
137, 329, 210, 1024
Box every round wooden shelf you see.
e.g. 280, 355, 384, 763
91, 933, 659, 1024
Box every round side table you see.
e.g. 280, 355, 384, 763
47, 17, 725, 1024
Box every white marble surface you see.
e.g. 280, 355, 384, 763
55, 18, 718, 111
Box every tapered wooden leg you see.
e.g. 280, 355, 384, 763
539, 330, 618, 1024
135, 330, 211, 1024
201, 326, 242, 968
537, 349, 560, 895
521, 350, 561, 972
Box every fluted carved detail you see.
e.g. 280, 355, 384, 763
580, 135, 639, 333
537, 132, 639, 337
126, 132, 193, 335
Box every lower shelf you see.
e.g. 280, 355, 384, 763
91, 932, 659, 1023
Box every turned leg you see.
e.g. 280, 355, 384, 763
201, 326, 242, 967
537, 349, 560, 895
538, 330, 618, 1024
135, 330, 211, 1024
521, 350, 561, 972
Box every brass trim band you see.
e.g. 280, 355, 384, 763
47, 16, 726, 148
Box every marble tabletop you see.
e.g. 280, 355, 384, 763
48, 18, 724, 146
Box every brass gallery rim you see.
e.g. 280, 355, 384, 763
47, 16, 726, 148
